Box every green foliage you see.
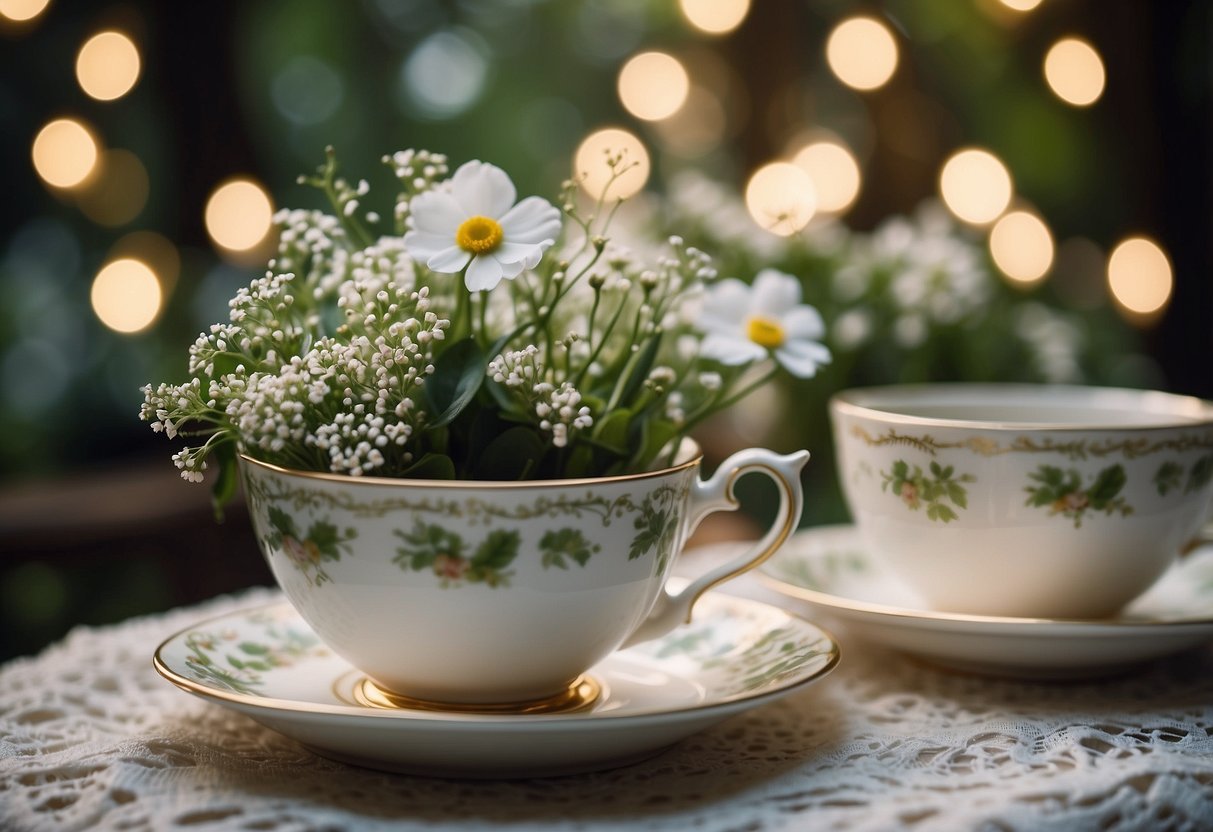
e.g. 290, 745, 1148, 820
1024, 464, 1131, 527
539, 528, 600, 570
1154, 461, 1184, 496
1186, 453, 1213, 493
628, 484, 679, 570
392, 522, 519, 587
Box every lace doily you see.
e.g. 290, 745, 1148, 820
2, 584, 1212, 832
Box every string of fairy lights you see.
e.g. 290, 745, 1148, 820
5, 0, 1176, 344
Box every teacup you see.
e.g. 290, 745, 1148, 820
240, 441, 808, 709
830, 384, 1213, 618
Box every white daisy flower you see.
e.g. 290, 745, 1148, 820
403, 160, 562, 292
696, 269, 831, 379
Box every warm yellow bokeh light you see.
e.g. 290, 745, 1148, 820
76, 30, 141, 101
679, 0, 750, 35
745, 162, 816, 236
792, 141, 861, 214
989, 211, 1054, 284
825, 17, 899, 92
617, 51, 690, 122
939, 148, 1013, 225
1044, 38, 1105, 107
91, 258, 162, 334
205, 178, 274, 252
574, 128, 651, 201
31, 118, 99, 190
1107, 236, 1172, 316
0, 0, 50, 21
999, 0, 1043, 11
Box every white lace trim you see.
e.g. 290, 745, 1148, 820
2, 587, 1212, 831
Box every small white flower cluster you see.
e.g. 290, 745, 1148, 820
533, 382, 593, 448
272, 209, 347, 288
488, 346, 542, 389
383, 149, 449, 230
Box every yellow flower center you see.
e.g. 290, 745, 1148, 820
455, 215, 504, 255
746, 315, 785, 349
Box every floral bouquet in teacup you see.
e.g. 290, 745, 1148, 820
139, 148, 829, 708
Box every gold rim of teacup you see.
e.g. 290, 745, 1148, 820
238, 439, 701, 489
831, 383, 1213, 433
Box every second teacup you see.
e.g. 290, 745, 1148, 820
831, 384, 1213, 619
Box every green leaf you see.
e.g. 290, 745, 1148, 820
608, 333, 662, 411
631, 418, 681, 471
1088, 464, 1127, 508
891, 460, 909, 479
267, 506, 298, 539
401, 453, 456, 480
307, 521, 342, 559
473, 529, 520, 570
935, 505, 958, 523
425, 337, 486, 429
476, 426, 546, 480
946, 482, 968, 509
238, 642, 269, 655
210, 443, 239, 522
929, 461, 943, 478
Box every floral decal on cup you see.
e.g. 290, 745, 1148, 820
182, 612, 322, 695
629, 484, 680, 571
881, 460, 974, 523
1152, 453, 1213, 497
1025, 464, 1132, 527
393, 521, 520, 588
264, 506, 357, 587
539, 528, 601, 570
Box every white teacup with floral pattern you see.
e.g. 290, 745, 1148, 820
241, 441, 808, 709
831, 384, 1213, 619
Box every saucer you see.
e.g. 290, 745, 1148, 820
153, 590, 839, 778
757, 524, 1213, 679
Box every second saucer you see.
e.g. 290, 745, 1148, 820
757, 524, 1213, 679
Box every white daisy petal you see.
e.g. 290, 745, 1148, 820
407, 191, 466, 235
498, 258, 527, 280
750, 269, 802, 317
700, 333, 767, 365
782, 305, 826, 341
426, 246, 472, 274
499, 197, 562, 244
775, 339, 832, 378
449, 161, 516, 218
402, 230, 453, 261
493, 241, 545, 267
700, 279, 751, 326
464, 254, 504, 292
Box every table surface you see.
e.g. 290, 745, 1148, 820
2, 570, 1213, 832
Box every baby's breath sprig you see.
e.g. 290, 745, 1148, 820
143, 147, 830, 499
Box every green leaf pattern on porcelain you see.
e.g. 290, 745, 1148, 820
881, 460, 974, 523
248, 475, 689, 588
1024, 464, 1132, 527
182, 610, 323, 694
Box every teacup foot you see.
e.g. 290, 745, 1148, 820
354, 676, 603, 715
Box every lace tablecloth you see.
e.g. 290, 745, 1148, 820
2, 581, 1213, 832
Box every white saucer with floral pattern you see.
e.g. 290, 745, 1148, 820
153, 589, 839, 778
757, 524, 1213, 679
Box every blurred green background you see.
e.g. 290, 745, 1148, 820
1, 0, 1209, 660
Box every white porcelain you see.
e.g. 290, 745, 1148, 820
153, 589, 839, 778
239, 442, 808, 705
757, 524, 1213, 679
831, 384, 1213, 618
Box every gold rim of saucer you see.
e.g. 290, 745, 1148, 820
353, 675, 603, 715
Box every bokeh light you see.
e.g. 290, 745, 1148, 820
76, 31, 141, 101
745, 162, 816, 236
90, 258, 163, 334
679, 0, 750, 35
0, 0, 50, 22
76, 149, 149, 227
31, 118, 99, 190
989, 210, 1054, 284
825, 17, 899, 92
400, 29, 487, 119
1107, 236, 1173, 316
792, 141, 861, 214
205, 178, 274, 252
110, 231, 181, 297
272, 55, 344, 125
1043, 38, 1105, 107
574, 128, 650, 200
939, 148, 1013, 225
617, 51, 690, 122
999, 0, 1043, 11
652, 85, 727, 157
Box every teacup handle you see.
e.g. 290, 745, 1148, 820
621, 448, 809, 647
